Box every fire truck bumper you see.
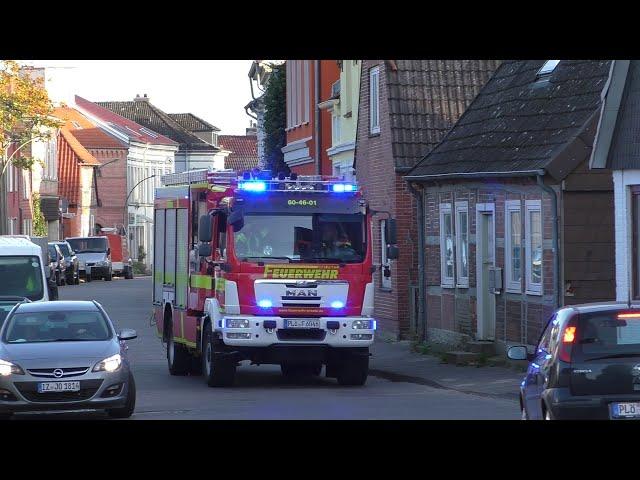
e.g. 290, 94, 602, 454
215, 316, 376, 347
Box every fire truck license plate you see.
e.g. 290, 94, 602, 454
284, 319, 321, 329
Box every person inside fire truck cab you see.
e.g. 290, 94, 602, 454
235, 222, 266, 257
320, 222, 355, 259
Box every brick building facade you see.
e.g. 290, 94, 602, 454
406, 60, 616, 349
355, 60, 501, 339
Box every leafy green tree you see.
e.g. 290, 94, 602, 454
31, 192, 48, 237
262, 63, 289, 176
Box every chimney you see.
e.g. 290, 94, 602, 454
134, 93, 149, 102
246, 121, 257, 136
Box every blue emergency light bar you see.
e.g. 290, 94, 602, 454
237, 179, 357, 193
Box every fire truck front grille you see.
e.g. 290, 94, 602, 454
277, 329, 327, 341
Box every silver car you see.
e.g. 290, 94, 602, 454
0, 300, 137, 420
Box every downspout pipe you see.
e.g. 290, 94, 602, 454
537, 173, 561, 309
407, 181, 426, 341
315, 60, 321, 176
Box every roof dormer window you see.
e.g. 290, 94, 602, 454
536, 60, 560, 79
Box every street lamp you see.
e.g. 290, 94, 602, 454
123, 174, 156, 237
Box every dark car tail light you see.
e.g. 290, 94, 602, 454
559, 318, 578, 363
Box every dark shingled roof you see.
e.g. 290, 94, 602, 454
406, 60, 612, 180
606, 61, 640, 170
387, 60, 502, 170
96, 99, 219, 152
168, 113, 220, 133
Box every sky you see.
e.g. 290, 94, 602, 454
20, 60, 256, 135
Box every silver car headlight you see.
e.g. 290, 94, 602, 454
93, 353, 122, 372
0, 358, 25, 376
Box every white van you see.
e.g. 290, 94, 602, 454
0, 236, 56, 325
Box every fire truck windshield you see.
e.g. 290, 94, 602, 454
233, 213, 365, 264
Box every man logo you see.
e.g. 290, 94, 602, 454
285, 289, 318, 297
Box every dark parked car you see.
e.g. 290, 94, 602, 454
47, 244, 66, 287
508, 302, 640, 420
51, 241, 79, 285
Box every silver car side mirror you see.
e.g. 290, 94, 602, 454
118, 328, 137, 340
507, 345, 528, 361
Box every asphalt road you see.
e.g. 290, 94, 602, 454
15, 276, 519, 420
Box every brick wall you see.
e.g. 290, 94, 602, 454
423, 178, 558, 347
91, 148, 128, 230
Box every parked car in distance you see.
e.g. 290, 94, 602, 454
65, 236, 112, 282
508, 302, 640, 420
51, 241, 79, 285
0, 300, 137, 420
47, 243, 66, 287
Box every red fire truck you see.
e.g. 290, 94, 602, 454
152, 168, 398, 387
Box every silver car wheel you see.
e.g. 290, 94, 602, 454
205, 341, 212, 376
168, 335, 175, 365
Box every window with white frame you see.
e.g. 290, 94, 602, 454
22, 170, 30, 200
286, 60, 310, 130
332, 112, 341, 146
525, 200, 543, 295
8, 218, 18, 235
440, 203, 455, 287
7, 163, 15, 192
455, 202, 469, 287
380, 220, 392, 289
369, 66, 380, 134
505, 200, 522, 293
22, 219, 32, 236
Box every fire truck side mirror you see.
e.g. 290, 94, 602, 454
387, 245, 399, 260
385, 219, 397, 245
228, 209, 244, 231
198, 214, 213, 243
198, 243, 212, 257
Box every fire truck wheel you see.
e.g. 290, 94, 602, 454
167, 323, 191, 375
280, 363, 323, 377
202, 328, 236, 387
336, 354, 369, 386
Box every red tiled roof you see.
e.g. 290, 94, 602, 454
53, 107, 126, 149
218, 135, 259, 173
74, 96, 178, 146
59, 128, 100, 166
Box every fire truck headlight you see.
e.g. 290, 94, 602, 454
258, 299, 272, 308
352, 320, 374, 330
225, 319, 250, 329
330, 301, 344, 309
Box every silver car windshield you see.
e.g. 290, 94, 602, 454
0, 256, 44, 301
3, 311, 112, 343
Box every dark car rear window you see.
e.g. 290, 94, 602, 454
574, 311, 640, 359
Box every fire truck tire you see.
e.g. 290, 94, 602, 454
202, 328, 236, 387
336, 354, 369, 386
280, 363, 323, 377
167, 322, 191, 375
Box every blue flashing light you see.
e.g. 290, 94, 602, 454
239, 181, 266, 192
258, 299, 272, 308
331, 300, 344, 309
372, 320, 377, 331
332, 183, 356, 193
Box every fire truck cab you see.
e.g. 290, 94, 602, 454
152, 168, 397, 387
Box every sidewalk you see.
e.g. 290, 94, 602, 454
369, 339, 524, 401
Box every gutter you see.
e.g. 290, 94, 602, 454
407, 181, 426, 341
537, 174, 561, 309
404, 169, 545, 182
